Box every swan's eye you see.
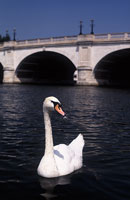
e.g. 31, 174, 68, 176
51, 100, 61, 108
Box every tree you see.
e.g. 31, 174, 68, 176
0, 30, 11, 43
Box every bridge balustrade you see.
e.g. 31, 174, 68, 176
94, 34, 108, 39
110, 33, 126, 39
0, 32, 130, 51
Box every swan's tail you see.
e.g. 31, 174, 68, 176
69, 134, 85, 156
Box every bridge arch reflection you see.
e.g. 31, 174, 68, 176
94, 48, 130, 87
15, 51, 76, 85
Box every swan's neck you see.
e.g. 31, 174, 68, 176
44, 110, 54, 156
37, 108, 59, 177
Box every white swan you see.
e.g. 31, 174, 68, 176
37, 96, 85, 178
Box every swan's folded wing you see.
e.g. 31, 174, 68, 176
54, 144, 74, 161
53, 134, 85, 176
69, 134, 85, 157
54, 144, 75, 175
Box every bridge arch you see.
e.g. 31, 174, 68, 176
94, 48, 130, 86
15, 51, 76, 85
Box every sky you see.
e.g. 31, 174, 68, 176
0, 0, 130, 40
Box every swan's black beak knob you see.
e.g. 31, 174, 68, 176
55, 104, 65, 116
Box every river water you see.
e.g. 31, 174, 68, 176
0, 84, 130, 200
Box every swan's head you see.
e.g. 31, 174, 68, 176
43, 96, 65, 116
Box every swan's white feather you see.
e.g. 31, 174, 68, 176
69, 134, 84, 157
53, 134, 84, 176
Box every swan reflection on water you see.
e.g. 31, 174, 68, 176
39, 173, 71, 199
39, 168, 87, 200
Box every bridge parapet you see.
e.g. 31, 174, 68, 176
15, 32, 130, 46
94, 32, 130, 40
0, 32, 130, 50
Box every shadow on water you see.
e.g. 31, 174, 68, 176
39, 174, 72, 199
38, 164, 110, 200
38, 169, 91, 200
38, 172, 106, 200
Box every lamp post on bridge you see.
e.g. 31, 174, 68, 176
13, 28, 16, 41
5, 30, 10, 41
90, 19, 94, 34
79, 21, 83, 35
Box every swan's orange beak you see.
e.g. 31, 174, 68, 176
55, 104, 65, 116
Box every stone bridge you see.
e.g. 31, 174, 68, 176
0, 32, 130, 86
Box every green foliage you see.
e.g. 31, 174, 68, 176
0, 32, 11, 43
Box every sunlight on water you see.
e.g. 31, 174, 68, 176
0, 85, 130, 200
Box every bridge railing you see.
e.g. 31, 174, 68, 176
1, 32, 130, 48
17, 32, 130, 44
16, 35, 77, 46
94, 32, 130, 40
110, 33, 125, 38
94, 34, 108, 39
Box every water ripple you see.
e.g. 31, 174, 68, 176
0, 85, 130, 200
